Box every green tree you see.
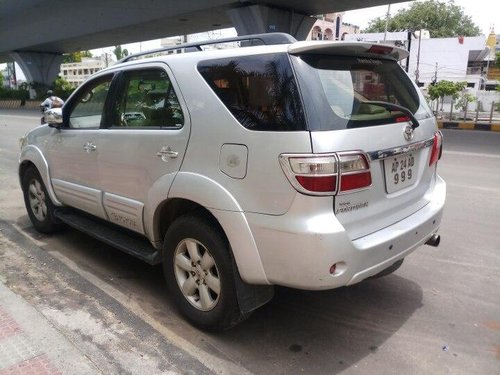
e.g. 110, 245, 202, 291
63, 50, 93, 63
113, 45, 129, 60
52, 77, 74, 100
427, 80, 468, 113
495, 52, 500, 68
364, 1, 481, 37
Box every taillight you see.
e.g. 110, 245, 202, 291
338, 153, 372, 192
429, 131, 443, 166
395, 116, 410, 123
280, 152, 372, 196
367, 45, 394, 55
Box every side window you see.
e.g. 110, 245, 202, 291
197, 54, 306, 131
114, 69, 184, 128
68, 75, 112, 129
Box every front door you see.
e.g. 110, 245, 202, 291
45, 74, 114, 219
97, 65, 189, 234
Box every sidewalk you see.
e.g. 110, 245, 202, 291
0, 281, 98, 375
437, 120, 500, 132
0, 219, 213, 375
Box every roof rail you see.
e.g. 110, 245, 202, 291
118, 32, 297, 63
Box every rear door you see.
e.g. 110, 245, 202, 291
97, 64, 189, 234
290, 48, 438, 239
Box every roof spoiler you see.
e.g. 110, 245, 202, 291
289, 41, 409, 61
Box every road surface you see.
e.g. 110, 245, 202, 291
0, 109, 499, 374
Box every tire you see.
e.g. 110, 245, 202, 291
370, 258, 404, 279
22, 167, 61, 234
163, 215, 247, 331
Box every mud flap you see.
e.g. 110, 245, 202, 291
231, 257, 274, 314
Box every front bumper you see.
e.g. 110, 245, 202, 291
245, 175, 446, 290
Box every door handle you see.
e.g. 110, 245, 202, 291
83, 142, 97, 153
156, 146, 178, 160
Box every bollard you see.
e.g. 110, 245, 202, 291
449, 102, 453, 121
475, 101, 480, 122
463, 100, 468, 121
490, 102, 495, 124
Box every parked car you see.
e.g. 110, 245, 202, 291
19, 33, 445, 331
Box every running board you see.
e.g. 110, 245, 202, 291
54, 208, 161, 265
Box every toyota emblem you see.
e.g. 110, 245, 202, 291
403, 124, 414, 141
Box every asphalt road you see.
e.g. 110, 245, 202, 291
0, 109, 499, 374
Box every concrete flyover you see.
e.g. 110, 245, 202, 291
0, 0, 405, 87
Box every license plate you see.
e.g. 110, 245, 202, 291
384, 152, 418, 193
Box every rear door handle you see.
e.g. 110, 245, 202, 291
83, 142, 97, 153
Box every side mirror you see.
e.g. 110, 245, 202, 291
45, 108, 63, 128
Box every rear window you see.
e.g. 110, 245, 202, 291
198, 54, 306, 131
292, 55, 432, 131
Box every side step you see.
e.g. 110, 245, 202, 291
54, 208, 161, 265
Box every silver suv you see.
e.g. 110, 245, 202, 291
19, 33, 445, 330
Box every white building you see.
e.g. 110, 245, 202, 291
344, 31, 493, 90
60, 53, 114, 87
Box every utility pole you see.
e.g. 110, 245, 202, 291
383, 4, 391, 42
415, 29, 422, 84
405, 31, 412, 72
483, 46, 491, 91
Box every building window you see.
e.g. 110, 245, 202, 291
312, 26, 323, 40
324, 28, 333, 40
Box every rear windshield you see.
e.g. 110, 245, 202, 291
292, 55, 432, 131
198, 54, 306, 131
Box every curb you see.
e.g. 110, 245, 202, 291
0, 100, 40, 110
437, 121, 500, 132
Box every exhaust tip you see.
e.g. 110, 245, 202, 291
425, 234, 440, 247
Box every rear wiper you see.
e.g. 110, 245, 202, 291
362, 101, 419, 130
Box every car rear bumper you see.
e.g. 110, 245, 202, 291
245, 175, 446, 290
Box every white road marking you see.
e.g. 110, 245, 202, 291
0, 114, 40, 120
443, 150, 500, 159
447, 183, 500, 194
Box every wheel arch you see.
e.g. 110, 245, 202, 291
19, 145, 62, 206
152, 196, 269, 284
145, 172, 269, 286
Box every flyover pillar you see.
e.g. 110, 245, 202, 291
10, 52, 63, 90
227, 5, 316, 41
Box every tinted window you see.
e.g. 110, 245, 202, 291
292, 55, 432, 131
198, 54, 305, 131
113, 69, 184, 128
69, 75, 112, 129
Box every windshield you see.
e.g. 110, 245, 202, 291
292, 55, 433, 131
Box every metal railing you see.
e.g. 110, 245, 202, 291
433, 99, 499, 124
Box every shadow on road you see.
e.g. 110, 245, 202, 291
17, 219, 423, 374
